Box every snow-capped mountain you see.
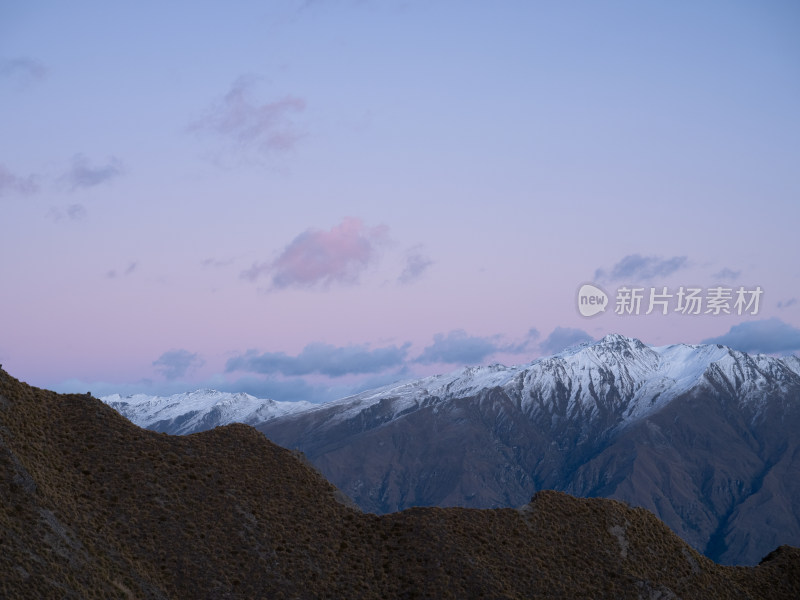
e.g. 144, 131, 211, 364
288, 333, 797, 433
256, 334, 800, 566
102, 389, 314, 435
104, 334, 800, 439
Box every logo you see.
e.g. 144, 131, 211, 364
577, 283, 608, 317
575, 282, 762, 317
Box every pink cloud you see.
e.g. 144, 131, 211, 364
242, 217, 389, 289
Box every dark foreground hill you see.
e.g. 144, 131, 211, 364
2, 368, 799, 599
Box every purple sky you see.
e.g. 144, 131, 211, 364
2, 1, 799, 402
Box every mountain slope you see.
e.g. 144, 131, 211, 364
2, 367, 799, 598
256, 334, 800, 565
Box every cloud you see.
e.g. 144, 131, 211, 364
415, 330, 502, 365
104, 261, 138, 279
539, 327, 594, 355
242, 217, 389, 289
701, 318, 800, 354
226, 341, 410, 378
48, 204, 87, 222
64, 154, 124, 190
0, 57, 47, 87
201, 257, 234, 268
713, 267, 741, 281
777, 298, 797, 309
191, 76, 305, 155
231, 329, 546, 382
0, 163, 38, 196
153, 349, 205, 380
398, 249, 433, 284
415, 328, 543, 365
506, 328, 541, 354
595, 254, 688, 282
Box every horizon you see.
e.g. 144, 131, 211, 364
2, 1, 799, 402
92, 331, 800, 402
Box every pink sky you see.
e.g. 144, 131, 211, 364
1, 1, 798, 402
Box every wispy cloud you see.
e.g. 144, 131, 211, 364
777, 298, 797, 309
191, 76, 305, 156
506, 328, 541, 354
64, 154, 124, 190
226, 342, 410, 377
0, 57, 47, 88
701, 318, 800, 354
242, 217, 389, 289
712, 267, 741, 281
201, 257, 235, 268
153, 349, 205, 380
0, 163, 38, 196
398, 248, 433, 284
47, 204, 87, 222
104, 262, 138, 279
595, 254, 688, 282
538, 327, 594, 355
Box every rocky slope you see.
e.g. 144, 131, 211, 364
3, 367, 799, 598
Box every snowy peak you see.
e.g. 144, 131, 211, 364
102, 389, 314, 435
702, 348, 800, 406
782, 354, 800, 376
298, 335, 797, 435
511, 336, 719, 426
522, 336, 800, 427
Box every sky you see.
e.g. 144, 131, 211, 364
2, 0, 799, 402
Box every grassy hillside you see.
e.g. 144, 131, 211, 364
1, 367, 798, 599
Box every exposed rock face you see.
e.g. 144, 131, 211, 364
3, 367, 800, 598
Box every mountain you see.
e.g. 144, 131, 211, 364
102, 389, 314, 435
254, 334, 800, 565
2, 366, 799, 598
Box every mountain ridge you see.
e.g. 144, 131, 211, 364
104, 334, 800, 436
